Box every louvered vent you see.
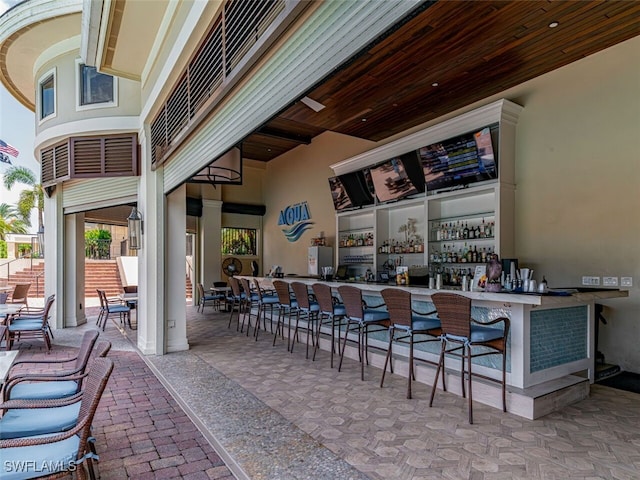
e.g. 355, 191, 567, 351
72, 138, 102, 175
150, 0, 285, 166
41, 141, 71, 187
54, 143, 69, 178
41, 148, 55, 187
40, 134, 138, 186
104, 137, 136, 174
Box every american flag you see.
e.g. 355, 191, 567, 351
0, 139, 19, 157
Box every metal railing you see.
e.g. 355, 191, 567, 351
0, 254, 37, 283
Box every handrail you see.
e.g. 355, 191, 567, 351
34, 270, 45, 297
0, 254, 31, 283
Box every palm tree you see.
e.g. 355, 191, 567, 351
0, 203, 28, 240
2, 166, 44, 232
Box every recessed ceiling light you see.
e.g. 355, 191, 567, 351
548, 21, 559, 28
432, 82, 439, 87
267, 148, 272, 152
361, 118, 367, 122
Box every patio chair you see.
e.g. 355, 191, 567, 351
7, 283, 30, 308
4, 294, 55, 351
197, 283, 224, 312
0, 357, 114, 480
96, 289, 131, 330
3, 336, 110, 402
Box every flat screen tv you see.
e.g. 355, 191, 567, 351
419, 123, 499, 193
369, 151, 425, 203
328, 170, 375, 211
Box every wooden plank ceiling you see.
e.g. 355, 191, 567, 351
242, 0, 640, 162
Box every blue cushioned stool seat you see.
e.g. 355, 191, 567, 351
446, 325, 504, 343
362, 309, 389, 323
409, 316, 441, 332
0, 403, 81, 440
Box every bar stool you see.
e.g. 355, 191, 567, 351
227, 277, 247, 332
290, 282, 321, 359
272, 280, 298, 350
311, 283, 346, 367
380, 288, 441, 399
252, 279, 279, 341
428, 292, 510, 424
337, 285, 390, 381
239, 277, 260, 337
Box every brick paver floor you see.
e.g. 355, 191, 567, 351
2, 308, 236, 480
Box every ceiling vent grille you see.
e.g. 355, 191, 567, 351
150, 0, 285, 166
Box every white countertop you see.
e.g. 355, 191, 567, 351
241, 276, 628, 307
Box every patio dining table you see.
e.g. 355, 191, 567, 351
0, 303, 25, 320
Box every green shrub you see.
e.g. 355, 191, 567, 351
0, 240, 6, 258
85, 229, 112, 259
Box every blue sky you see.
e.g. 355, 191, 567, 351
0, 0, 40, 233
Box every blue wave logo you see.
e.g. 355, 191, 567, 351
282, 221, 314, 242
278, 201, 314, 243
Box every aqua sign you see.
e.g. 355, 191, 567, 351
278, 201, 314, 242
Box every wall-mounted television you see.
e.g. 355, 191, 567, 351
328, 170, 375, 211
369, 151, 425, 203
419, 123, 499, 193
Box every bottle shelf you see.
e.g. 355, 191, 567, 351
338, 227, 374, 234
430, 236, 494, 243
339, 245, 374, 249
341, 254, 374, 264
430, 210, 494, 223
378, 251, 425, 256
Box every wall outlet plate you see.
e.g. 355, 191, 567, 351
621, 277, 633, 287
602, 276, 618, 287
582, 276, 600, 286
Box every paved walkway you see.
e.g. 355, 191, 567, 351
4, 307, 235, 480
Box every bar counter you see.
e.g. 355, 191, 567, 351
238, 276, 628, 418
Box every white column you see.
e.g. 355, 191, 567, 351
136, 128, 164, 355
166, 184, 189, 352
44, 186, 63, 329
165, 184, 189, 352
63, 212, 86, 327
200, 199, 223, 290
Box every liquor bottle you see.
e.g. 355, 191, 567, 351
479, 218, 486, 238
463, 222, 469, 239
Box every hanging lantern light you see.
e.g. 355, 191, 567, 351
127, 207, 143, 250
